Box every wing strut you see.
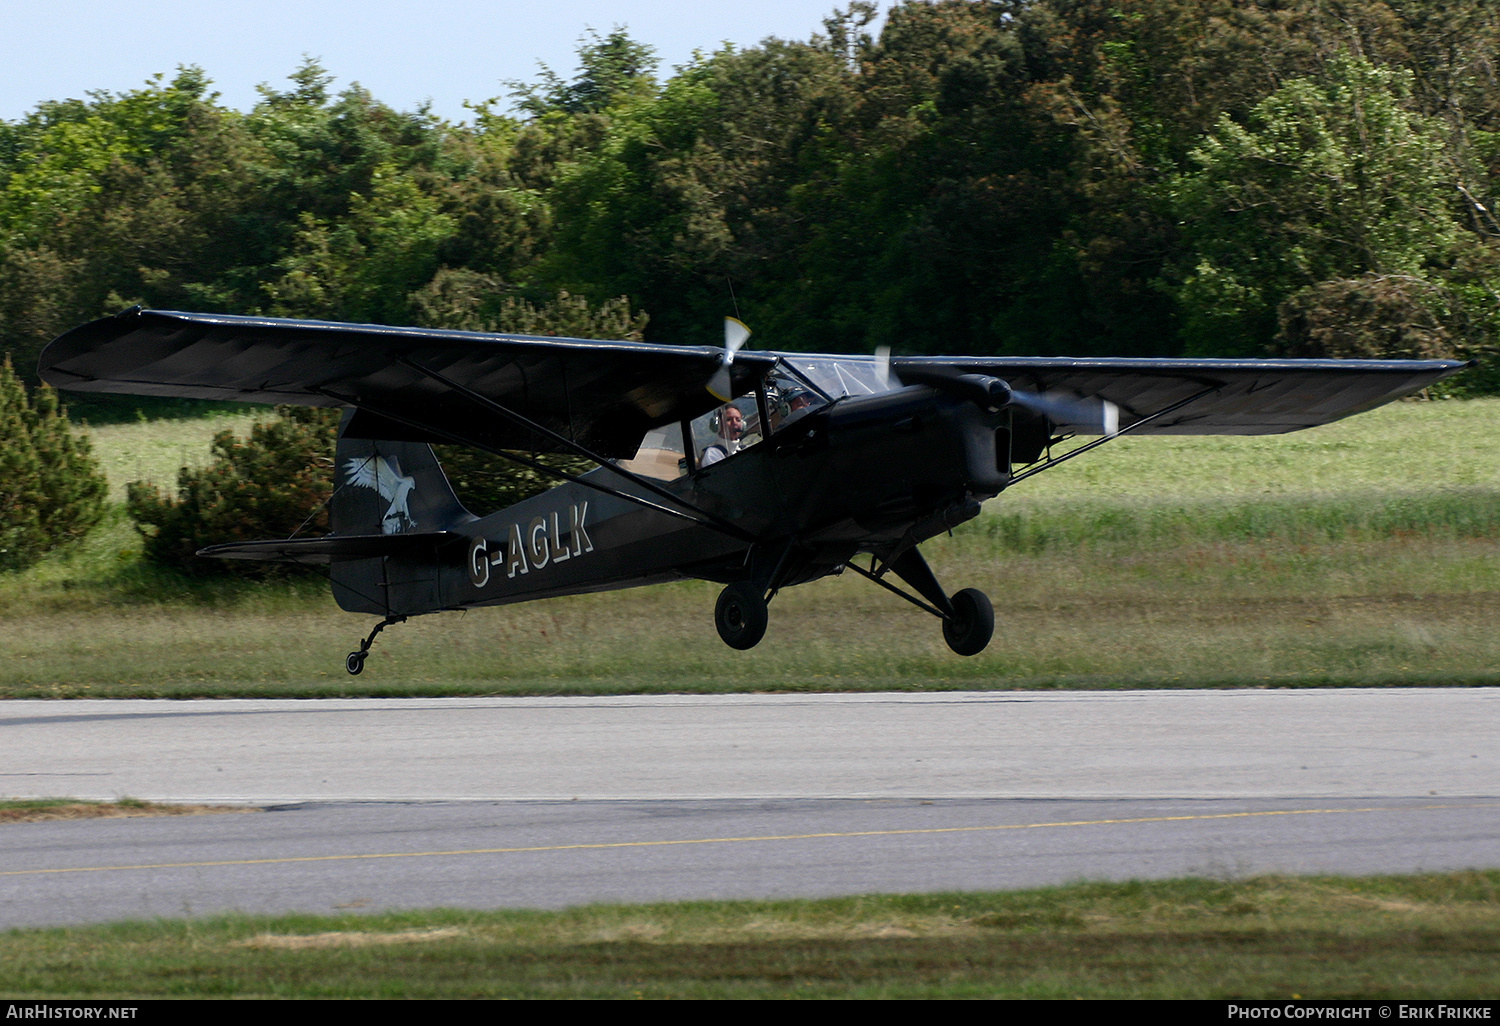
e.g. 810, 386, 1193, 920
397, 357, 757, 543
1007, 385, 1221, 486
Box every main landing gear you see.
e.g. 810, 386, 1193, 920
710, 545, 994, 657
941, 588, 994, 656
714, 581, 769, 650
848, 547, 995, 657
345, 615, 406, 675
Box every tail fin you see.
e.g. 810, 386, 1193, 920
332, 410, 472, 537
330, 411, 474, 615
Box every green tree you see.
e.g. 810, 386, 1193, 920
539, 25, 862, 346
1169, 54, 1467, 355
0, 68, 259, 380
510, 27, 659, 116
0, 357, 106, 572
125, 407, 339, 574
260, 164, 456, 323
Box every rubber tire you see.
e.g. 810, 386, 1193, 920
345, 651, 366, 676
942, 588, 994, 656
715, 582, 769, 651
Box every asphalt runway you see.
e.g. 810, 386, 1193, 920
2, 689, 1497, 928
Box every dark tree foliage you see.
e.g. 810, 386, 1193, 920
4, 2, 1500, 390
125, 407, 340, 575
509, 27, 660, 116
1277, 274, 1472, 360
0, 357, 107, 572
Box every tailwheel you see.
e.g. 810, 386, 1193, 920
715, 581, 768, 650
942, 588, 994, 656
344, 614, 406, 675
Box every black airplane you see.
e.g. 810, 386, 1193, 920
40, 307, 1468, 674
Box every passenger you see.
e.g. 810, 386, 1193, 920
700, 405, 745, 466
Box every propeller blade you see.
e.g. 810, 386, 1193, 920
1011, 390, 1120, 436
724, 316, 752, 354
708, 317, 753, 401
707, 365, 734, 403
874, 346, 895, 390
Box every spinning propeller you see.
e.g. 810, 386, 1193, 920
875, 346, 1119, 436
708, 316, 753, 402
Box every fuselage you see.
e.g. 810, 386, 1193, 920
390, 385, 1011, 616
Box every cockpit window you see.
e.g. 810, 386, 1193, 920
616, 423, 688, 481
765, 366, 825, 434
761, 356, 893, 435
671, 356, 896, 471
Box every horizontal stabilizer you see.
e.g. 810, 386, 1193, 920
200, 532, 461, 565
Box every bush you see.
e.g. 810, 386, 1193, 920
0, 357, 108, 572
126, 407, 340, 574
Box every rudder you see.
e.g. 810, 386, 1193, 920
332, 410, 473, 537
330, 410, 474, 615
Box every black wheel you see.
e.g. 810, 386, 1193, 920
345, 651, 366, 676
942, 588, 994, 656
715, 582, 768, 650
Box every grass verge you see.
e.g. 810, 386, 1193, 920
0, 799, 250, 823
3, 526, 1497, 696
2, 873, 1497, 998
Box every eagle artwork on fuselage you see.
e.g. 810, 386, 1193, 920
343, 454, 417, 534
37, 307, 1471, 675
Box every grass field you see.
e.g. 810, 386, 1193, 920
82, 409, 264, 503
2, 873, 1497, 998
1, 398, 1495, 696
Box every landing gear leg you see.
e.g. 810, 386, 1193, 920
713, 540, 798, 651
346, 615, 406, 675
714, 581, 768, 650
852, 546, 995, 657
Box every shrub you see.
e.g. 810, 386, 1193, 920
0, 357, 108, 572
126, 407, 339, 574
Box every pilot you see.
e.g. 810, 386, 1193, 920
771, 386, 817, 432
701, 404, 744, 466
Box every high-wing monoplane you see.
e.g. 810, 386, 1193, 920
40, 307, 1467, 673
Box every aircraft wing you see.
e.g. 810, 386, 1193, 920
41, 309, 1471, 452
39, 307, 776, 458
892, 355, 1471, 434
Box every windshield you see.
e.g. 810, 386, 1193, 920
779, 356, 891, 400
681, 356, 896, 471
